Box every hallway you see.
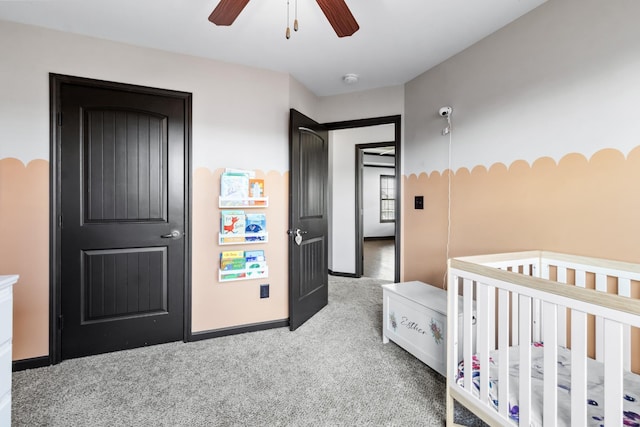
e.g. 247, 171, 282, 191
363, 238, 395, 281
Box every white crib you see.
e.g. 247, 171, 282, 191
446, 251, 640, 426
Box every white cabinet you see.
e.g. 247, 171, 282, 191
0, 275, 18, 427
382, 281, 474, 376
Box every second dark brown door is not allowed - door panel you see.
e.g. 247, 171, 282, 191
288, 109, 329, 331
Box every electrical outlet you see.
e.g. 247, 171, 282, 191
260, 284, 269, 299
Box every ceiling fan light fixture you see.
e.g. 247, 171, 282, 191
343, 73, 359, 84
209, 0, 359, 39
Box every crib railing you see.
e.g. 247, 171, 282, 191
446, 251, 640, 426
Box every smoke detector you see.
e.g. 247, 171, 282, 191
343, 73, 359, 85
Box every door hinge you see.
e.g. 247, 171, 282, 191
58, 214, 63, 228
58, 314, 64, 330
57, 112, 62, 127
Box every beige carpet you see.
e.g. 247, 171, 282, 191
12, 275, 483, 426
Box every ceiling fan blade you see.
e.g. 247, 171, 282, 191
316, 0, 360, 38
208, 0, 250, 26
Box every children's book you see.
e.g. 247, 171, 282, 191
220, 250, 245, 271
221, 258, 246, 271
244, 250, 265, 262
225, 168, 255, 178
246, 261, 268, 270
220, 172, 249, 200
244, 213, 266, 241
249, 179, 264, 198
221, 211, 245, 234
248, 178, 266, 205
220, 250, 244, 259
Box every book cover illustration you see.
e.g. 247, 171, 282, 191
221, 210, 245, 233
248, 178, 266, 206
244, 250, 265, 262
244, 213, 266, 241
220, 250, 244, 259
220, 250, 246, 271
220, 172, 249, 201
246, 249, 267, 276
246, 261, 268, 270
220, 211, 245, 243
249, 178, 264, 198
220, 258, 246, 271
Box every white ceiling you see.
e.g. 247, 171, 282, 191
0, 0, 546, 96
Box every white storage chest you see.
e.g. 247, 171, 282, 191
382, 281, 473, 376
0, 275, 18, 427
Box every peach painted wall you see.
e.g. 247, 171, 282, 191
0, 158, 49, 359
192, 168, 289, 332
402, 148, 640, 286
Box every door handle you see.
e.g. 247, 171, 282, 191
294, 228, 307, 246
287, 229, 308, 236
161, 230, 181, 239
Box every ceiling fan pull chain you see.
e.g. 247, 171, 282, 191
286, 0, 291, 39
294, 0, 299, 32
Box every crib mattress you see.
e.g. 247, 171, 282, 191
455, 343, 640, 426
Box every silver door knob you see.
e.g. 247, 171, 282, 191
161, 230, 181, 239
294, 228, 307, 246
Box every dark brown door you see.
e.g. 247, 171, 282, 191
57, 78, 188, 360
288, 109, 329, 331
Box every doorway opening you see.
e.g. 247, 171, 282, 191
325, 115, 401, 283
357, 143, 396, 281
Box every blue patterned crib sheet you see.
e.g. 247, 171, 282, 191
455, 343, 640, 426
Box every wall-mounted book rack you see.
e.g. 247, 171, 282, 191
218, 232, 268, 245
218, 196, 269, 208
218, 169, 269, 283
219, 267, 269, 282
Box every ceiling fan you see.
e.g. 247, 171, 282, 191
208, 0, 360, 38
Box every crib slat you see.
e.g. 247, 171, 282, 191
540, 262, 550, 280
595, 273, 607, 363
498, 289, 510, 419
558, 269, 587, 354
477, 283, 491, 405
509, 265, 520, 347
511, 291, 519, 346
618, 278, 632, 371
595, 273, 607, 292
543, 302, 558, 426
556, 266, 567, 283
619, 277, 631, 296
570, 309, 587, 426
448, 273, 460, 383
463, 279, 474, 392
488, 286, 496, 352
532, 298, 542, 343
604, 319, 623, 426
575, 269, 586, 287
519, 295, 532, 427
534, 263, 550, 343
556, 267, 567, 348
